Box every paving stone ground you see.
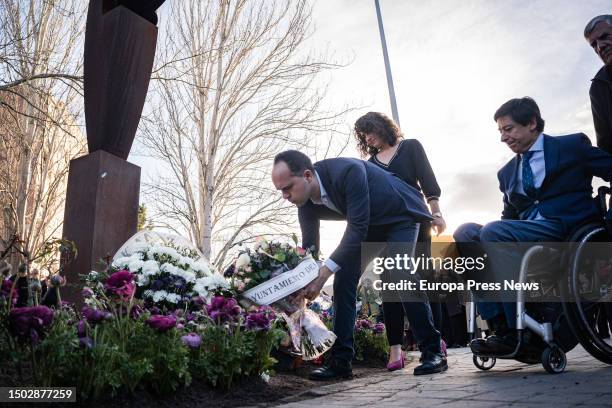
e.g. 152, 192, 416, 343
268, 345, 612, 408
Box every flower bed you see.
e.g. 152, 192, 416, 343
0, 236, 389, 403
0, 268, 283, 400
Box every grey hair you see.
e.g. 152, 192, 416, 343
584, 15, 612, 38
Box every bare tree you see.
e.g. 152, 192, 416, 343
0, 0, 86, 269
140, 0, 350, 267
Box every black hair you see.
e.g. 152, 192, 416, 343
353, 112, 402, 157
494, 97, 545, 132
273, 150, 314, 176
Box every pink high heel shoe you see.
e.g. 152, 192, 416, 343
387, 351, 405, 371
441, 339, 448, 357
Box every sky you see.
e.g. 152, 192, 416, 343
133, 0, 610, 260
298, 0, 610, 257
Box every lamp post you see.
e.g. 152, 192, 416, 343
374, 0, 400, 127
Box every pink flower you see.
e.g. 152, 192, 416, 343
9, 306, 54, 344
206, 296, 242, 324
104, 270, 135, 298
245, 306, 276, 331
146, 315, 177, 332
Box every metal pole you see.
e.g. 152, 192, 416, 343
374, 0, 400, 127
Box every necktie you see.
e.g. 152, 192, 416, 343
522, 151, 537, 198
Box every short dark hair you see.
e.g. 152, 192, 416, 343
493, 97, 545, 132
274, 150, 314, 176
584, 15, 612, 38
353, 112, 402, 157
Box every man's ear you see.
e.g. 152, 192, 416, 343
303, 169, 313, 182
530, 117, 539, 132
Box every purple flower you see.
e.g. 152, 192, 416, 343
223, 264, 236, 278
130, 304, 143, 319
104, 270, 135, 298
192, 296, 206, 308
79, 336, 93, 349
81, 287, 94, 298
205, 296, 242, 324
245, 306, 276, 331
77, 320, 87, 338
373, 322, 385, 334
147, 315, 177, 332
82, 306, 111, 324
150, 279, 164, 291
8, 306, 54, 344
355, 319, 374, 332
181, 333, 202, 348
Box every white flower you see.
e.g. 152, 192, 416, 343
191, 261, 212, 277
137, 274, 150, 286
166, 293, 181, 304
160, 262, 177, 275
236, 253, 251, 269
142, 260, 159, 275
175, 268, 196, 283
128, 260, 144, 272
152, 290, 168, 303
178, 256, 194, 268
152, 246, 180, 261
112, 257, 131, 269
143, 289, 154, 298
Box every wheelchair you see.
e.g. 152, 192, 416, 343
467, 183, 612, 374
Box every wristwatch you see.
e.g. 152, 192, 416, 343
432, 212, 443, 218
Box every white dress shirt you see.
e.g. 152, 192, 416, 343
311, 171, 342, 273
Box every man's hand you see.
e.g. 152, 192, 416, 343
302, 265, 333, 300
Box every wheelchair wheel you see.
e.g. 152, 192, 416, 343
563, 225, 612, 364
473, 355, 496, 370
541, 345, 566, 374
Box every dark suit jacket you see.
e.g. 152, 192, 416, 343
298, 158, 432, 270
498, 133, 612, 231
590, 66, 612, 154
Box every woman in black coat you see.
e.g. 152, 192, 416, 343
354, 111, 446, 369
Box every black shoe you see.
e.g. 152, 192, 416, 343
469, 337, 490, 354
484, 332, 518, 355
309, 359, 353, 381
413, 351, 448, 376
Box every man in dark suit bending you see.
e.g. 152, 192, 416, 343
271, 151, 447, 380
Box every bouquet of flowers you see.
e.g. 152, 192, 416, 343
226, 238, 336, 360
110, 230, 222, 309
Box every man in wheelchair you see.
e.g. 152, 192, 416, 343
454, 97, 612, 357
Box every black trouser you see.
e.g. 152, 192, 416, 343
331, 220, 441, 362
382, 221, 442, 346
